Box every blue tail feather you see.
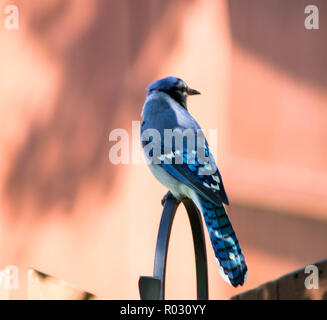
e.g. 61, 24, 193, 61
198, 197, 248, 287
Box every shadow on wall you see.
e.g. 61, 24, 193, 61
228, 0, 327, 89
230, 204, 327, 265
4, 0, 184, 215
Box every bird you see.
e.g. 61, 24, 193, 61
140, 76, 248, 287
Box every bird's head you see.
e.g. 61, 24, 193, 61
146, 76, 200, 109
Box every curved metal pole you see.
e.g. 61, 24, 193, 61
183, 198, 209, 300
139, 195, 208, 300
153, 197, 179, 299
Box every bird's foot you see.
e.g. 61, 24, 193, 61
161, 191, 180, 206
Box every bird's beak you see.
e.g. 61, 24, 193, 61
187, 88, 201, 95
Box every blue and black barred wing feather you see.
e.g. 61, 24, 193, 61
159, 142, 229, 207
141, 136, 228, 205
156, 142, 248, 287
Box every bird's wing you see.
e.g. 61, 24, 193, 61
156, 141, 229, 206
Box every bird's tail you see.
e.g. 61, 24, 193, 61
198, 196, 248, 287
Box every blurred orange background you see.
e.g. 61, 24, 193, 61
0, 0, 327, 299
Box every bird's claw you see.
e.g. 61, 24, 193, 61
161, 191, 179, 206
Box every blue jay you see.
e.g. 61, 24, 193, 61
140, 76, 248, 287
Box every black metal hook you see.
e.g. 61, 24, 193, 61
139, 195, 209, 300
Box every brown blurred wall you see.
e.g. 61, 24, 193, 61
0, 0, 326, 299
